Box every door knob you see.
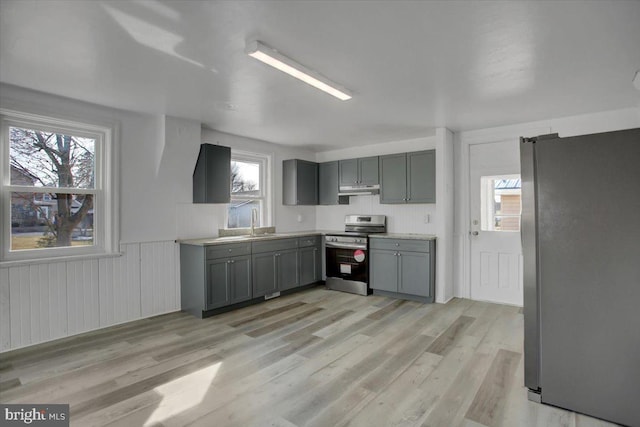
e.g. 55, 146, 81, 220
472, 231, 479, 236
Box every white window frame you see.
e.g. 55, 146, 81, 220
0, 109, 119, 263
227, 150, 272, 229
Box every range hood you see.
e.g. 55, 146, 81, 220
338, 184, 380, 196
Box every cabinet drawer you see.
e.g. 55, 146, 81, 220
252, 238, 298, 254
206, 243, 251, 259
298, 235, 321, 247
369, 238, 430, 253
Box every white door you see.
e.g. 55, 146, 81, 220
469, 140, 523, 305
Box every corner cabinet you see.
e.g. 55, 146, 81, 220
180, 242, 252, 317
283, 159, 318, 205
193, 143, 231, 204
370, 238, 435, 302
380, 150, 435, 204
319, 161, 349, 205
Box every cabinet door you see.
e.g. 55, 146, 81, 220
407, 150, 436, 203
193, 144, 231, 204
299, 245, 321, 285
206, 259, 230, 309
379, 153, 407, 204
339, 158, 358, 185
230, 256, 252, 303
296, 160, 318, 205
319, 161, 339, 205
278, 249, 299, 291
398, 251, 431, 297
359, 156, 379, 185
252, 252, 277, 297
370, 249, 398, 292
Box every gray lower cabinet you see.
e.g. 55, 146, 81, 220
181, 235, 322, 317
251, 251, 278, 297
298, 236, 322, 286
278, 249, 299, 291
252, 238, 300, 297
369, 238, 435, 302
206, 255, 251, 309
380, 150, 435, 204
180, 242, 252, 317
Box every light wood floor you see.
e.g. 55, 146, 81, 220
0, 287, 619, 427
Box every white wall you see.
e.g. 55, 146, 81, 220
0, 85, 185, 351
453, 107, 640, 300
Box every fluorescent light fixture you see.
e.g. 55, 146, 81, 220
246, 40, 352, 101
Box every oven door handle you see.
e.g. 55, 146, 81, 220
325, 242, 367, 250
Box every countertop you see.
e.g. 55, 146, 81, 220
179, 230, 436, 246
370, 233, 437, 241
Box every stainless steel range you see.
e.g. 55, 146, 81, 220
325, 215, 386, 296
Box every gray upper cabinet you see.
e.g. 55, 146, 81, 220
380, 149, 435, 204
339, 158, 358, 185
379, 153, 407, 203
283, 159, 318, 205
407, 150, 435, 203
319, 161, 342, 205
339, 157, 379, 185
193, 144, 231, 204
359, 156, 379, 185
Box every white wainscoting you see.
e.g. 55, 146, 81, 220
0, 241, 180, 352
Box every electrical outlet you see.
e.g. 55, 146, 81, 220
297, 214, 303, 222
424, 214, 430, 223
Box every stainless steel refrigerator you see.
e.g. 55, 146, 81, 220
520, 128, 640, 427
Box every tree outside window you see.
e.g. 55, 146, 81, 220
8, 126, 96, 250
227, 154, 269, 229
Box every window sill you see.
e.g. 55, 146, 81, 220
0, 252, 123, 268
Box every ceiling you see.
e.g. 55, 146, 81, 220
1, 1, 639, 151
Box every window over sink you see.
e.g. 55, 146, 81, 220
227, 151, 271, 229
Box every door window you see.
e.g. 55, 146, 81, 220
480, 175, 521, 232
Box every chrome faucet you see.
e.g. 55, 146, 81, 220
251, 208, 258, 236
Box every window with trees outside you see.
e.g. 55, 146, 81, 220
1, 110, 117, 262
227, 152, 270, 229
